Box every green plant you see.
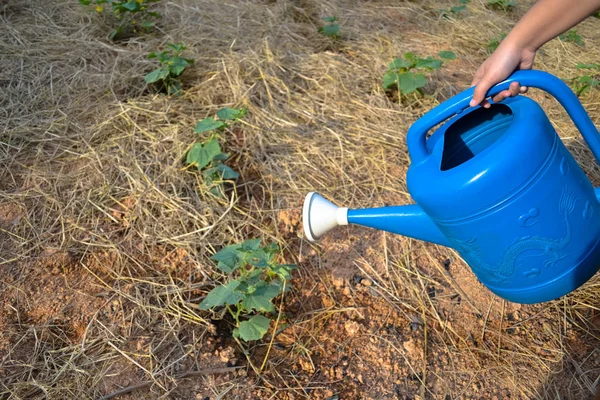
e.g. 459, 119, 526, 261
145, 42, 195, 96
187, 107, 247, 196
319, 16, 340, 38
438, 0, 469, 18
487, 0, 515, 11
570, 63, 600, 96
559, 30, 584, 46
79, 0, 161, 40
382, 51, 455, 99
198, 239, 297, 342
487, 33, 507, 53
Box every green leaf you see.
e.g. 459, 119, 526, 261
167, 80, 182, 96
237, 269, 265, 293
170, 57, 191, 76
382, 71, 399, 89
450, 5, 466, 13
415, 57, 442, 70
216, 107, 247, 121
438, 51, 457, 60
122, 1, 140, 11
319, 24, 340, 37
403, 52, 417, 63
79, 0, 92, 5
264, 242, 279, 256
148, 52, 157, 59
246, 248, 270, 268
195, 117, 225, 133
241, 282, 282, 313
186, 138, 222, 169
388, 57, 412, 70
211, 244, 243, 273
213, 153, 229, 161
240, 238, 262, 252
323, 16, 337, 22
398, 72, 427, 94
213, 163, 239, 180
145, 68, 169, 84
141, 21, 156, 29
167, 42, 185, 52
198, 280, 243, 310
576, 63, 600, 69
236, 315, 271, 341
271, 264, 297, 281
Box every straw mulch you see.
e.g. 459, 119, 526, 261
1, 0, 600, 399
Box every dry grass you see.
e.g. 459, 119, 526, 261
1, 0, 600, 399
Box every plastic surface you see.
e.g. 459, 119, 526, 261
303, 192, 348, 242
406, 70, 600, 166
347, 205, 450, 247
405, 69, 600, 303
301, 70, 600, 304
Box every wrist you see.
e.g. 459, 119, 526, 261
500, 33, 538, 58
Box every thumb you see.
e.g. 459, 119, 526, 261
470, 78, 493, 107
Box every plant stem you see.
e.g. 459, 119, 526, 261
226, 305, 239, 325
260, 279, 287, 372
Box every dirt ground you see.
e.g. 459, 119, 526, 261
2, 0, 600, 399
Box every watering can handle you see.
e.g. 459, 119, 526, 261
407, 69, 600, 165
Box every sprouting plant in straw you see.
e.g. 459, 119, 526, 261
79, 0, 161, 40
570, 63, 600, 97
198, 239, 297, 343
559, 30, 584, 46
187, 107, 247, 196
438, 0, 469, 19
145, 42, 195, 96
318, 16, 340, 38
382, 51, 456, 99
487, 0, 515, 12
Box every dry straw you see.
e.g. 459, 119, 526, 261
1, 0, 600, 399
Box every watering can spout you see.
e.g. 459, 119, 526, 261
303, 192, 450, 247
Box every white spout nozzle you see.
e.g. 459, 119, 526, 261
302, 192, 348, 242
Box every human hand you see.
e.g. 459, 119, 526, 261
469, 41, 537, 108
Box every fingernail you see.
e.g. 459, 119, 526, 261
469, 99, 476, 107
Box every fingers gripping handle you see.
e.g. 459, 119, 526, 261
407, 70, 600, 165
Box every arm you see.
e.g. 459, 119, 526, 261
470, 0, 600, 108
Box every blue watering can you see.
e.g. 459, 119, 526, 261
303, 70, 600, 304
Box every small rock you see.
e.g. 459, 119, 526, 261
331, 276, 345, 288
344, 320, 361, 337
360, 278, 372, 287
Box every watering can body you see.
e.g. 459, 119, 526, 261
303, 70, 600, 304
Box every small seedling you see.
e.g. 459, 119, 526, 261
559, 30, 584, 46
438, 0, 469, 18
145, 42, 195, 96
187, 107, 247, 196
319, 16, 340, 38
382, 52, 453, 100
79, 0, 161, 40
570, 63, 600, 96
487, 33, 507, 53
199, 239, 297, 342
487, 0, 515, 11
438, 50, 457, 60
